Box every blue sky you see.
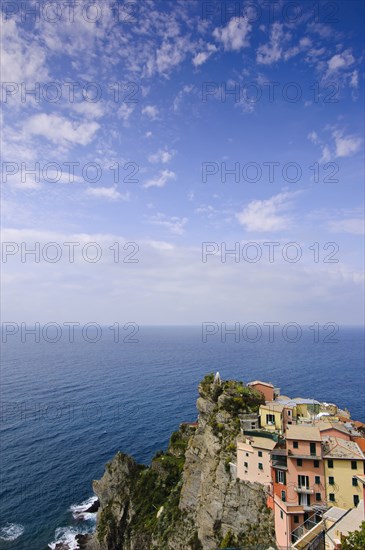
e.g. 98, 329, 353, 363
1, 0, 364, 325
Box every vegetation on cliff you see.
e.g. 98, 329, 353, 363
89, 375, 274, 550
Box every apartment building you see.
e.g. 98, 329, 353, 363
322, 436, 365, 509
237, 433, 277, 485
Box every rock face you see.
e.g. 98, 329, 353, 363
86, 375, 276, 550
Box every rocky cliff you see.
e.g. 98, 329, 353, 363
85, 374, 276, 550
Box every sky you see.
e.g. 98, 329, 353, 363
1, 0, 364, 327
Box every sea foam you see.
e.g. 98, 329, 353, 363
0, 522, 25, 541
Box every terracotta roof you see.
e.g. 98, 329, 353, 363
247, 380, 274, 388
286, 424, 322, 441
322, 436, 365, 460
317, 421, 350, 435
354, 420, 365, 429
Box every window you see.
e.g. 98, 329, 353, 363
310, 442, 316, 456
329, 476, 335, 485
354, 495, 360, 506
351, 461, 357, 470
244, 462, 248, 468
352, 477, 358, 486
266, 414, 275, 425
246, 453, 249, 457
293, 441, 299, 449
281, 490, 286, 502
316, 493, 321, 502
288, 411, 291, 416
298, 475, 309, 488
280, 510, 283, 519
258, 462, 263, 470
276, 470, 286, 484
313, 460, 319, 468
315, 476, 321, 485
329, 493, 335, 502
328, 459, 334, 468
258, 451, 263, 457
297, 459, 302, 466
294, 515, 299, 524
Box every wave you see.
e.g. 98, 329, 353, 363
70, 495, 99, 521
48, 526, 84, 550
0, 522, 24, 541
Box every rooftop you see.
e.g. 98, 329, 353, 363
317, 421, 351, 435
322, 436, 365, 460
292, 398, 321, 405
249, 436, 277, 451
260, 402, 285, 412
247, 380, 274, 388
326, 501, 365, 539
323, 506, 350, 523
285, 424, 322, 442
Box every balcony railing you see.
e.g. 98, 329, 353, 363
295, 486, 314, 494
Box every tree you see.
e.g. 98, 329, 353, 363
341, 521, 365, 550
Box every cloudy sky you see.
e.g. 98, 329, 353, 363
1, 0, 364, 325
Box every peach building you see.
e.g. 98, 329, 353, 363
237, 434, 277, 485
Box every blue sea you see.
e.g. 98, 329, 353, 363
0, 326, 364, 550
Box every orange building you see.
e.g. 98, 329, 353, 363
247, 380, 276, 402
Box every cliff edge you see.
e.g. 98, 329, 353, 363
85, 374, 276, 550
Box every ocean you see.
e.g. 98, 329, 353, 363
0, 326, 364, 550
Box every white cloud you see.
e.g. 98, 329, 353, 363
117, 103, 135, 125
142, 105, 159, 120
1, 18, 49, 85
256, 23, 283, 65
148, 149, 174, 164
71, 102, 105, 119
24, 114, 100, 147
328, 218, 364, 235
144, 170, 176, 189
327, 50, 355, 72
86, 187, 129, 201
149, 213, 188, 235
350, 70, 359, 89
192, 43, 217, 67
213, 17, 251, 51
145, 131, 153, 138
307, 131, 319, 144
172, 84, 194, 112
307, 128, 362, 161
155, 40, 184, 74
333, 130, 362, 158
236, 191, 300, 232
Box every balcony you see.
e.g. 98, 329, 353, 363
295, 486, 314, 495
287, 453, 322, 461
272, 459, 287, 470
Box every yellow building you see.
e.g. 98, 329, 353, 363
322, 436, 365, 509
259, 402, 284, 433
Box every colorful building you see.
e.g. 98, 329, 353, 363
322, 436, 365, 509
236, 434, 277, 485
247, 380, 276, 402
272, 425, 327, 548
259, 402, 285, 433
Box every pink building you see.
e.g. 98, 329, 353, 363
273, 425, 326, 548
